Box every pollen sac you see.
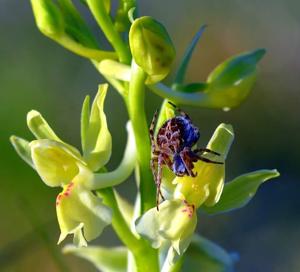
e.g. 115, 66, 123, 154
30, 0, 64, 38
129, 16, 176, 83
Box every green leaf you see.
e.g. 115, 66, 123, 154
10, 136, 35, 169
183, 234, 237, 272
174, 24, 207, 85
80, 95, 90, 153
63, 245, 127, 272
202, 169, 280, 215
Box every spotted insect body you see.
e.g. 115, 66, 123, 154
150, 103, 223, 208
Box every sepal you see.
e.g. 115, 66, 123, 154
10, 136, 34, 169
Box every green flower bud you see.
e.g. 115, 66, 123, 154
30, 139, 86, 187
205, 49, 266, 109
173, 124, 234, 208
56, 168, 112, 246
129, 16, 175, 83
31, 0, 64, 38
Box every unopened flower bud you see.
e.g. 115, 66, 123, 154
31, 0, 64, 38
129, 16, 175, 83
205, 49, 266, 108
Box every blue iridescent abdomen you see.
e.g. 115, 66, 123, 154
175, 116, 200, 148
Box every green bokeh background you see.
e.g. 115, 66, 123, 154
1, 0, 299, 271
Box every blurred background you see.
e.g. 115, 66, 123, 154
0, 0, 299, 271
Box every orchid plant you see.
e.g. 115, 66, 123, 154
10, 0, 279, 271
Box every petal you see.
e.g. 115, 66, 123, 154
83, 84, 112, 171
87, 122, 136, 190
27, 110, 82, 156
30, 139, 85, 187
135, 206, 162, 249
56, 172, 112, 245
173, 123, 234, 208
158, 200, 197, 251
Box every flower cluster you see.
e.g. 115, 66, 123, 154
11, 84, 136, 246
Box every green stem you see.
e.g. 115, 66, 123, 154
98, 188, 159, 272
128, 61, 156, 213
86, 0, 131, 63
57, 35, 117, 61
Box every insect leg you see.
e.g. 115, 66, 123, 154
162, 153, 173, 170
196, 155, 223, 164
168, 101, 191, 120
150, 155, 158, 182
179, 150, 197, 177
194, 148, 221, 156
156, 154, 165, 210
149, 109, 158, 150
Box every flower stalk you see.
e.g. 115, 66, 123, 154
128, 61, 156, 213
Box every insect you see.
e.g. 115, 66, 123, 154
149, 102, 223, 209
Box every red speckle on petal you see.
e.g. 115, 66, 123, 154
181, 201, 195, 218
56, 181, 75, 206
